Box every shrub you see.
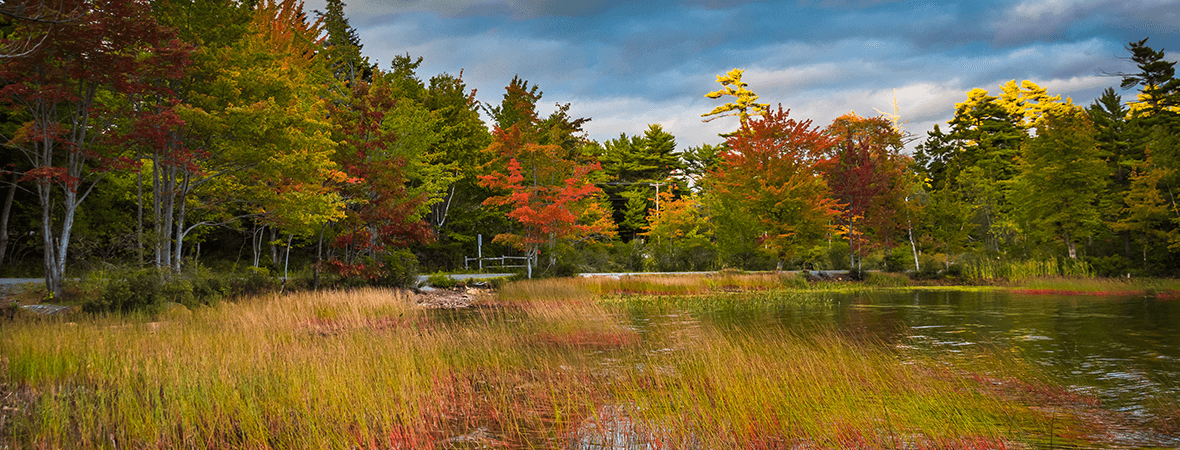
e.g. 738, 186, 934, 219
1090, 255, 1134, 278
945, 263, 964, 279
884, 247, 915, 272
163, 279, 196, 309
485, 275, 518, 289
427, 273, 458, 289
85, 268, 166, 314
376, 249, 419, 289
191, 274, 225, 306
235, 266, 278, 296
2, 300, 22, 320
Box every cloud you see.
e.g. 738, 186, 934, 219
992, 0, 1180, 46
308, 0, 1174, 153
312, 0, 639, 21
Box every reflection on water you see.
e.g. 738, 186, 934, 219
570, 406, 657, 450
653, 289, 1180, 416
438, 289, 1179, 448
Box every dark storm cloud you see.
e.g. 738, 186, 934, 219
310, 0, 1179, 148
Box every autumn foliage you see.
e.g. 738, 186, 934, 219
479, 123, 611, 267
708, 106, 839, 263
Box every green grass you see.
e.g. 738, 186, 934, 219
964, 257, 1094, 282
0, 280, 1118, 449
1012, 276, 1180, 295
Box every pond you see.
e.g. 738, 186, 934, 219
622, 289, 1180, 421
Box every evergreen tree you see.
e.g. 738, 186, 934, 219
1012, 107, 1107, 259
319, 0, 374, 84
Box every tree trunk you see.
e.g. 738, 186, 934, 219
847, 220, 855, 272
252, 224, 263, 268
907, 222, 919, 272
38, 183, 60, 299
269, 226, 279, 271
152, 151, 163, 268
314, 222, 325, 290
136, 149, 144, 267
171, 169, 195, 274
172, 183, 188, 273
283, 233, 293, 281
0, 172, 17, 271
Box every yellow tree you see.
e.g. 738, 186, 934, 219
176, 0, 347, 272
998, 80, 1072, 128
702, 68, 769, 127
643, 191, 715, 271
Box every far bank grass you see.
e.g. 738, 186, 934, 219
0, 279, 1151, 448
572, 271, 1178, 297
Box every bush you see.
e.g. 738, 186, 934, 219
85, 268, 166, 314
191, 274, 225, 306
807, 242, 851, 271
2, 299, 22, 320
945, 263, 964, 279
916, 263, 941, 280
78, 264, 292, 314
549, 260, 579, 278
426, 273, 458, 289
1091, 255, 1134, 278
376, 249, 419, 289
884, 247, 916, 273
234, 266, 278, 297
163, 279, 196, 309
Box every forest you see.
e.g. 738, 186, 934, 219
2, 0, 1178, 307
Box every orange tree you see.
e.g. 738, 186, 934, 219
478, 85, 612, 274
706, 106, 838, 269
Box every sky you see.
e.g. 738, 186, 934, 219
302, 0, 1180, 151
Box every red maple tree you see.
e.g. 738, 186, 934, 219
0, 0, 189, 297
479, 123, 611, 273
820, 113, 911, 271
326, 77, 433, 281
709, 106, 839, 267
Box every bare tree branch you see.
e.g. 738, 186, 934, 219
0, 0, 87, 57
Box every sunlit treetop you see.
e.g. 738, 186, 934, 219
702, 68, 770, 126
997, 80, 1072, 129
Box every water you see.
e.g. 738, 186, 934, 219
630, 289, 1180, 417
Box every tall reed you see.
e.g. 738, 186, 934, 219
966, 257, 1093, 281
1, 282, 1087, 448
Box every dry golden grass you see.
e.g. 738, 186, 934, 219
0, 282, 1100, 449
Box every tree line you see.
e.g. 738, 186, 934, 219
1, 0, 1177, 301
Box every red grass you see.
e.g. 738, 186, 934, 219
536, 329, 640, 350
1010, 289, 1146, 296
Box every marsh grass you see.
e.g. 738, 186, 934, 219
1013, 276, 1180, 297
1, 281, 1100, 448
965, 258, 1094, 282
613, 327, 1055, 449
573, 272, 809, 296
